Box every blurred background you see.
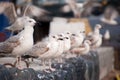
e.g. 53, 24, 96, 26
0, 0, 120, 79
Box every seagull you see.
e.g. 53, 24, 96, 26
87, 24, 102, 38
86, 24, 102, 49
81, 0, 102, 17
61, 0, 82, 18
5, 16, 30, 36
70, 40, 91, 56
100, 6, 118, 25
53, 36, 65, 63
64, 31, 72, 37
90, 34, 102, 49
71, 32, 84, 48
61, 0, 102, 17
104, 30, 110, 41
63, 35, 71, 52
24, 34, 59, 70
0, 1, 49, 35
0, 17, 36, 69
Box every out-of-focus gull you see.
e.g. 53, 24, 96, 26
104, 29, 110, 41
100, 6, 118, 25
0, 17, 36, 68
5, 16, 30, 36
61, 0, 102, 17
0, 2, 17, 24
71, 32, 84, 48
18, 0, 50, 18
87, 24, 102, 49
0, 1, 49, 35
64, 31, 72, 37
90, 34, 102, 49
63, 35, 71, 52
70, 40, 91, 56
53, 36, 65, 63
62, 0, 81, 18
87, 24, 102, 40
81, 0, 102, 17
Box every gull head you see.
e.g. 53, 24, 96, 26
64, 36, 70, 40
95, 24, 102, 29
58, 37, 64, 41
84, 40, 91, 45
49, 34, 58, 41
58, 33, 65, 38
23, 17, 36, 27
64, 35, 71, 43
64, 31, 72, 36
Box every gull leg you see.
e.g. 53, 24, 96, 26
41, 58, 46, 70
14, 56, 21, 68
48, 59, 56, 72
58, 57, 63, 63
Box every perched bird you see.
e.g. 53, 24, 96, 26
53, 36, 65, 63
100, 6, 118, 25
0, 17, 36, 68
71, 32, 84, 48
103, 30, 110, 42
64, 31, 72, 37
70, 40, 91, 56
87, 24, 102, 49
90, 34, 102, 49
5, 16, 30, 36
24, 34, 59, 70
63, 35, 71, 52
0, 1, 49, 35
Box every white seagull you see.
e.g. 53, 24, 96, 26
24, 34, 59, 69
70, 40, 91, 56
104, 29, 110, 41
87, 24, 102, 49
53, 35, 65, 63
71, 32, 84, 48
61, 0, 82, 18
0, 17, 36, 68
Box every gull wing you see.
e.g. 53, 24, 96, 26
0, 2, 17, 23
0, 36, 20, 53
22, 5, 50, 17
26, 42, 49, 57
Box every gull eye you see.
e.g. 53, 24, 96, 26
59, 34, 62, 37
52, 36, 55, 38
67, 32, 70, 34
29, 20, 32, 23
83, 31, 85, 33
65, 37, 69, 39
72, 34, 75, 36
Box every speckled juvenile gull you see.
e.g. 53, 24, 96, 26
24, 34, 59, 70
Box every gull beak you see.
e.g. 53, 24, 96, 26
58, 38, 63, 40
